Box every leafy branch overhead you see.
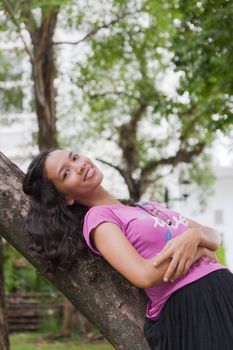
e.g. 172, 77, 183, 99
77, 1, 232, 199
0, 0, 232, 200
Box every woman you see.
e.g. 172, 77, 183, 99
22, 149, 233, 350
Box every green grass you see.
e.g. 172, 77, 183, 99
10, 332, 114, 350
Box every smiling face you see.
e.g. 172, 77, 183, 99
44, 149, 104, 205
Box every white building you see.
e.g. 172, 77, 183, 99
179, 166, 233, 271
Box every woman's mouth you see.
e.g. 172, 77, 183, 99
84, 167, 95, 181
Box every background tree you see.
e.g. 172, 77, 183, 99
0, 0, 232, 202
170, 0, 233, 189
173, 0, 233, 115
1, 0, 62, 150
74, 0, 233, 201
0, 0, 134, 151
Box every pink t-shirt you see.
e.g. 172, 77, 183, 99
83, 202, 226, 320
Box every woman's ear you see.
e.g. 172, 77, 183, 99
66, 197, 75, 206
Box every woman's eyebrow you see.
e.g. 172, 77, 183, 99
57, 151, 73, 178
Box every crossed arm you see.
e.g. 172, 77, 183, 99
91, 219, 221, 289
152, 218, 221, 282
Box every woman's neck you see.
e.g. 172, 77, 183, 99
77, 186, 124, 207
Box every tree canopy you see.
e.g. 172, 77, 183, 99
0, 0, 232, 200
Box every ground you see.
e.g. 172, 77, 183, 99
10, 332, 114, 350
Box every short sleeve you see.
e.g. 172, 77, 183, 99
83, 206, 122, 255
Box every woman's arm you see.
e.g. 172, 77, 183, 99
91, 222, 216, 288
147, 246, 215, 287
92, 222, 162, 288
153, 218, 221, 282
187, 218, 222, 251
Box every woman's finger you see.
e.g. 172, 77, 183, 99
153, 247, 172, 266
171, 259, 187, 281
181, 259, 191, 277
156, 244, 170, 257
163, 256, 179, 282
204, 249, 216, 261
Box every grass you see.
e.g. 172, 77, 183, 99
10, 332, 114, 350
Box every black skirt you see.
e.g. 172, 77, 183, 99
144, 269, 233, 350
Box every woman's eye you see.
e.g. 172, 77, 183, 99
63, 169, 69, 179
73, 154, 79, 161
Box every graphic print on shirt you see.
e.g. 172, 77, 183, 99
137, 201, 188, 243
165, 229, 172, 242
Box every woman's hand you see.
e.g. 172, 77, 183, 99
187, 218, 221, 251
153, 229, 201, 282
168, 247, 217, 282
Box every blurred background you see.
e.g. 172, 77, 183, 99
0, 0, 232, 349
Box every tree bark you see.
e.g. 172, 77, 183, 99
28, 11, 59, 151
0, 151, 149, 350
0, 237, 10, 350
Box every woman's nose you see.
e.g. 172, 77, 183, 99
76, 161, 86, 173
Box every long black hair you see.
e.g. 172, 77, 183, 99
22, 150, 89, 273
23, 150, 136, 273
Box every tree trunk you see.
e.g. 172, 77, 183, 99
29, 12, 59, 151
0, 152, 149, 350
0, 237, 10, 350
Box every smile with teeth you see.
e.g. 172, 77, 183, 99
84, 166, 95, 181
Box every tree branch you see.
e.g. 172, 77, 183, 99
141, 142, 206, 179
179, 110, 201, 144
89, 91, 138, 101
36, 11, 59, 61
96, 158, 124, 176
52, 10, 134, 46
2, 0, 34, 64
0, 152, 149, 350
96, 158, 136, 198
118, 99, 148, 173
141, 169, 173, 191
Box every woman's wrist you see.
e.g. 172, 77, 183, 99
185, 227, 201, 245
198, 226, 220, 251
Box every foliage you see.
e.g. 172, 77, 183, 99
0, 0, 232, 199
181, 153, 216, 208
168, 0, 233, 154
216, 245, 225, 266
0, 43, 25, 113
4, 242, 56, 293
173, 0, 233, 99
39, 313, 62, 335
74, 0, 233, 199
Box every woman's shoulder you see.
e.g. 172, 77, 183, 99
84, 204, 117, 220
83, 205, 125, 255
83, 205, 124, 230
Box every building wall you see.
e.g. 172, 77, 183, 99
179, 167, 233, 271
